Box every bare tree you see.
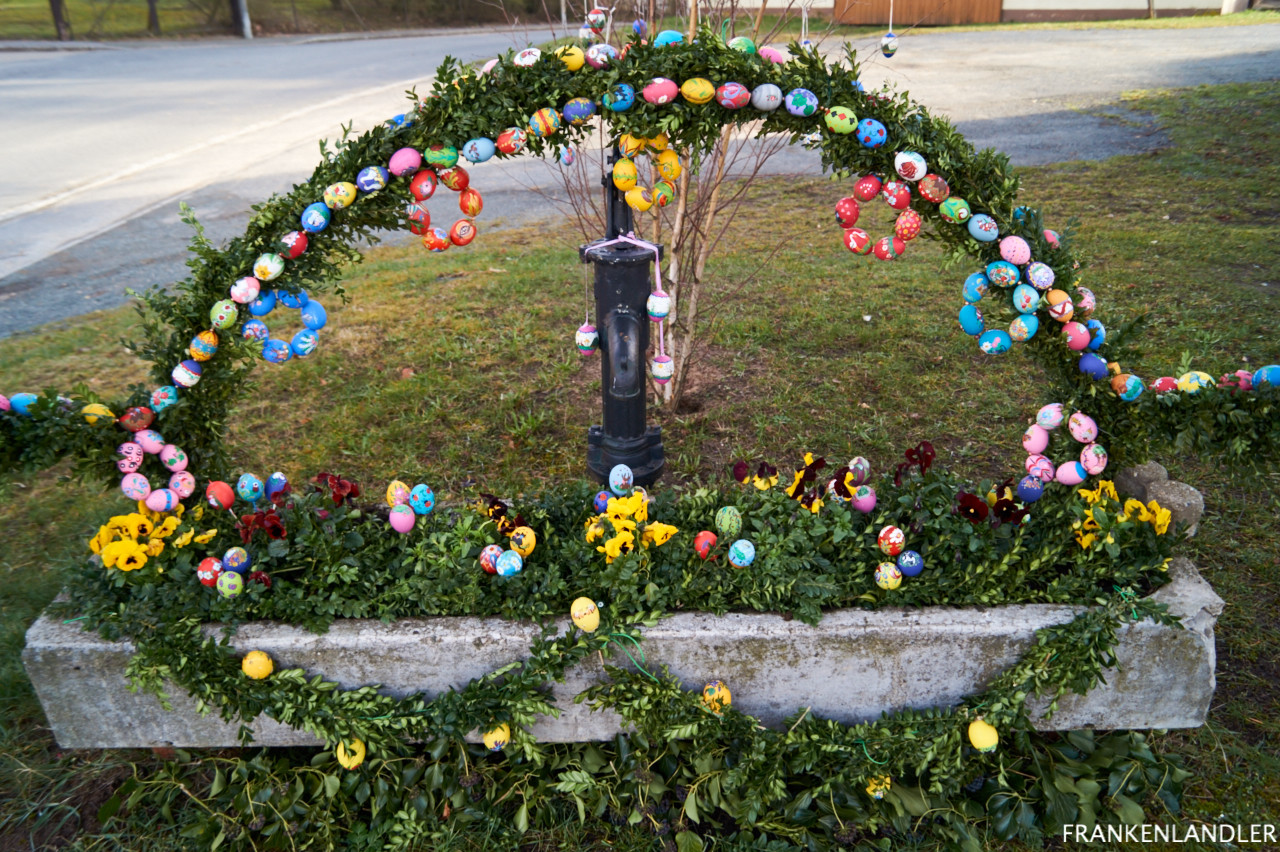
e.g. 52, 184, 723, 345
48, 0, 73, 40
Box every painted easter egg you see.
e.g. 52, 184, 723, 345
458, 187, 483, 217
300, 202, 331, 233
642, 77, 679, 105
608, 464, 634, 496
571, 597, 600, 632
824, 105, 857, 134
230, 276, 261, 305
1026, 262, 1055, 291
585, 43, 617, 68
248, 290, 276, 317
555, 44, 584, 70
652, 180, 675, 207
625, 187, 653, 212
447, 219, 476, 247
292, 303, 325, 335
422, 227, 451, 252
1044, 228, 1061, 248
1253, 365, 1280, 387
847, 457, 871, 485
117, 442, 144, 473
604, 83, 635, 112
918, 174, 950, 203
1012, 284, 1040, 314
513, 47, 541, 66
585, 6, 607, 30
1037, 403, 1065, 430
405, 201, 431, 236
118, 406, 154, 432
205, 480, 234, 511
750, 83, 783, 111
384, 480, 410, 507
979, 329, 1012, 354
1064, 321, 1091, 351
873, 236, 905, 260
188, 330, 219, 362
985, 261, 1019, 288
276, 288, 307, 309
510, 526, 537, 558
702, 680, 731, 712
135, 429, 164, 454
897, 550, 923, 576
1055, 461, 1087, 486
852, 485, 877, 513
999, 236, 1031, 265
389, 504, 416, 533
388, 148, 422, 177
968, 214, 999, 242
1067, 412, 1098, 443
654, 29, 684, 46
969, 719, 999, 753
560, 147, 576, 166
264, 471, 288, 501
1016, 475, 1044, 503
1177, 371, 1214, 393
727, 34, 756, 52
835, 197, 860, 228
647, 290, 671, 321
656, 150, 683, 181
875, 562, 902, 590
1085, 319, 1106, 351
438, 166, 469, 193
576, 323, 599, 354
209, 299, 237, 330
880, 32, 899, 57
290, 329, 317, 358
145, 488, 178, 513
759, 45, 786, 63
1079, 353, 1109, 380
356, 165, 389, 193
121, 473, 151, 500
172, 360, 202, 388
197, 557, 222, 586
853, 174, 882, 201
958, 304, 984, 336
617, 133, 645, 158
939, 197, 971, 223
895, 209, 922, 241
842, 228, 872, 255
612, 158, 637, 191
1022, 424, 1050, 454
1009, 314, 1039, 343
728, 539, 756, 568
261, 340, 290, 364
715, 82, 751, 110
1045, 290, 1074, 322
80, 402, 112, 423
963, 272, 989, 303
217, 570, 244, 598
893, 151, 926, 181
479, 544, 504, 574
693, 531, 717, 559
1075, 286, 1097, 317
159, 444, 188, 472
495, 549, 523, 577
1080, 444, 1109, 475
424, 145, 459, 169
481, 724, 510, 753
237, 473, 264, 503
562, 97, 596, 126
715, 506, 742, 538
784, 88, 819, 117
407, 170, 438, 203
1026, 454, 1055, 482
495, 127, 527, 155
877, 525, 905, 556
1152, 376, 1178, 393
406, 484, 435, 516
322, 182, 357, 210
528, 107, 561, 137
881, 180, 911, 210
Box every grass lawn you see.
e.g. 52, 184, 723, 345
1, 81, 1278, 848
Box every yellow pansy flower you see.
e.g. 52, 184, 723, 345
609, 516, 638, 535
153, 516, 181, 539
1075, 531, 1096, 550
642, 522, 678, 547
144, 539, 165, 557
119, 513, 154, 540
136, 501, 161, 524
172, 528, 195, 548
1081, 510, 1099, 531
194, 529, 218, 544
89, 526, 118, 554
598, 531, 635, 563
632, 496, 649, 524
752, 470, 779, 491
1099, 481, 1118, 502
102, 539, 147, 570
1123, 499, 1152, 523
193, 504, 204, 521
1076, 485, 1101, 505
1150, 506, 1172, 535
584, 518, 607, 544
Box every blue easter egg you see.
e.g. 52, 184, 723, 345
461, 137, 496, 163
962, 272, 989, 303
985, 261, 1020, 288
608, 464, 634, 496
967, 214, 999, 242
1013, 206, 1033, 224
653, 29, 684, 46
978, 329, 1012, 355
237, 473, 264, 503
248, 290, 276, 317
1009, 314, 1039, 343
728, 539, 756, 568
301, 301, 327, 331
223, 546, 252, 573
1085, 319, 1106, 351
1253, 365, 1280, 388
151, 386, 179, 412
1116, 374, 1145, 401
263, 339, 292, 363
958, 304, 984, 336
265, 471, 289, 500
561, 98, 597, 126
604, 83, 635, 112
1016, 475, 1043, 503
301, 202, 331, 234
386, 113, 411, 128
356, 165, 389, 193
495, 549, 523, 577
410, 484, 435, 515
1012, 283, 1040, 314
242, 319, 269, 341
897, 550, 923, 577
856, 118, 887, 148
633, 18, 646, 35
1079, 353, 1109, 380
9, 392, 38, 416
276, 288, 308, 309
291, 329, 318, 357
593, 490, 611, 513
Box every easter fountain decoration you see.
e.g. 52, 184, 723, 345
8, 14, 1280, 849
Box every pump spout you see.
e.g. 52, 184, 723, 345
605, 308, 642, 400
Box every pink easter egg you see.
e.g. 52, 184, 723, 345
145, 488, 179, 512
642, 77, 679, 105
0, 395, 9, 412
160, 443, 189, 472
135, 429, 165, 454
1036, 403, 1064, 430
1022, 424, 1050, 455
389, 147, 423, 177
121, 473, 152, 500
389, 504, 416, 533
1063, 321, 1091, 351
852, 485, 877, 513
999, 236, 1031, 265
758, 46, 786, 64
230, 276, 261, 305
1055, 461, 1087, 486
1068, 411, 1098, 443
117, 442, 144, 473
1025, 454, 1055, 482
169, 471, 197, 498
1080, 444, 1108, 476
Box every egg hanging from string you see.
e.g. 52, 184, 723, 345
576, 323, 599, 355
881, 32, 899, 57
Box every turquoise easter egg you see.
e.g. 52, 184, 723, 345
967, 214, 999, 242
410, 484, 435, 515
604, 84, 635, 112
1254, 365, 1280, 387
962, 272, 989, 303
985, 261, 1019, 288
237, 473, 264, 503
728, 539, 756, 568
958, 304, 984, 336
1012, 284, 1040, 314
1009, 314, 1039, 342
653, 29, 684, 46
978, 329, 1012, 354
461, 137, 496, 163
609, 464, 634, 495
495, 550, 523, 577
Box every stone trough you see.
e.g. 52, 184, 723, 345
24, 555, 1222, 749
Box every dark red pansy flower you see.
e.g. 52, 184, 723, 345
957, 491, 989, 524
733, 460, 750, 484
248, 571, 272, 587
992, 498, 1030, 526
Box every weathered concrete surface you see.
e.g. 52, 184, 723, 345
1114, 462, 1170, 503
24, 558, 1222, 749
1145, 481, 1206, 538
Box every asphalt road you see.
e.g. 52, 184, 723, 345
1, 23, 1278, 337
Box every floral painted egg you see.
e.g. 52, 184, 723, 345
290, 329, 318, 357
715, 82, 751, 110
1085, 319, 1106, 351
189, 330, 219, 362
1068, 411, 1098, 443
145, 487, 179, 513
873, 236, 905, 260
356, 165, 389, 193
276, 288, 307, 309
984, 261, 1018, 288
209, 299, 238, 330
389, 148, 422, 177
1026, 454, 1055, 482
422, 227, 451, 252
785, 88, 819, 117
877, 525, 905, 556
715, 505, 742, 538
895, 209, 922, 241
217, 571, 244, 598
1253, 365, 1280, 387
967, 214, 999, 242
918, 174, 950, 203
848, 457, 871, 485
693, 530, 717, 559
150, 386, 178, 412
405, 201, 431, 235
963, 272, 989, 303
300, 202, 331, 233
160, 444, 188, 472
119, 406, 155, 432
1064, 321, 1091, 351
1045, 290, 1074, 322
458, 188, 483, 217
1012, 284, 1040, 314
604, 83, 635, 112
1177, 371, 1214, 393
656, 150, 682, 181
835, 197, 860, 228
576, 323, 599, 354
248, 290, 276, 317
609, 463, 634, 496
1007, 313, 1042, 340
223, 546, 252, 574
881, 180, 911, 209
585, 6, 607, 30
650, 354, 674, 383
652, 180, 675, 207
495, 549, 523, 577
172, 360, 202, 388
824, 105, 857, 133
750, 83, 783, 111
853, 174, 882, 201
134, 428, 164, 454
438, 166, 469, 193
939, 197, 970, 223
1016, 475, 1043, 503
560, 146, 577, 165
874, 562, 902, 590
237, 473, 264, 503
121, 472, 151, 500
728, 539, 755, 568
408, 170, 438, 202
958, 304, 984, 336
897, 550, 923, 576
585, 43, 617, 68
1080, 444, 1108, 475
852, 485, 877, 513
842, 228, 872, 255
562, 97, 596, 126
1079, 353, 1109, 380
1026, 262, 1055, 291
322, 182, 357, 210
479, 544, 504, 574
625, 187, 653, 212
894, 152, 926, 181
999, 236, 1031, 265
1152, 376, 1178, 393
528, 107, 561, 137
555, 44, 584, 70
1022, 424, 1050, 454
1055, 461, 1087, 486
642, 77, 679, 105
617, 133, 645, 157
262, 340, 292, 364
1075, 286, 1096, 317
231, 276, 261, 305
1037, 403, 1065, 430
495, 127, 527, 155
513, 47, 541, 66
979, 329, 1012, 354
653, 29, 683, 46
424, 145, 459, 169
117, 442, 144, 473
197, 557, 222, 586
389, 504, 416, 533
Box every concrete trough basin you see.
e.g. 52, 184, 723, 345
23, 558, 1222, 749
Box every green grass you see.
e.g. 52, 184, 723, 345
2, 81, 1279, 847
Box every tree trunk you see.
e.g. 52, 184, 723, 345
146, 0, 161, 34
48, 0, 72, 40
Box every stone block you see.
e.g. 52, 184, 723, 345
1113, 462, 1168, 502
1146, 480, 1204, 537
24, 559, 1222, 749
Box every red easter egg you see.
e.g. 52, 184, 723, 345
405, 201, 431, 235
873, 236, 906, 260
881, 181, 911, 210
835, 197, 860, 229
459, 187, 483, 217
842, 228, 872, 255
206, 480, 235, 510
449, 219, 477, 246
118, 406, 155, 432
853, 174, 882, 202
1219, 369, 1253, 392
277, 230, 309, 259
422, 227, 451, 252
410, 169, 438, 201
197, 557, 222, 587
918, 174, 950, 203
894, 209, 922, 241
694, 531, 717, 559
1152, 376, 1178, 393
439, 166, 470, 192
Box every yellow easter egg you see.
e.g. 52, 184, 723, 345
612, 157, 638, 191
680, 78, 714, 104
570, 597, 600, 632
189, 329, 220, 362
555, 45, 585, 71
865, 776, 891, 799
618, 133, 645, 158
483, 723, 511, 751
386, 480, 411, 507
624, 187, 653, 212
652, 180, 675, 208
647, 132, 669, 152
81, 403, 115, 424
702, 680, 731, 713
241, 650, 274, 679
510, 525, 537, 557
336, 738, 366, 769
656, 149, 682, 181
968, 718, 999, 753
